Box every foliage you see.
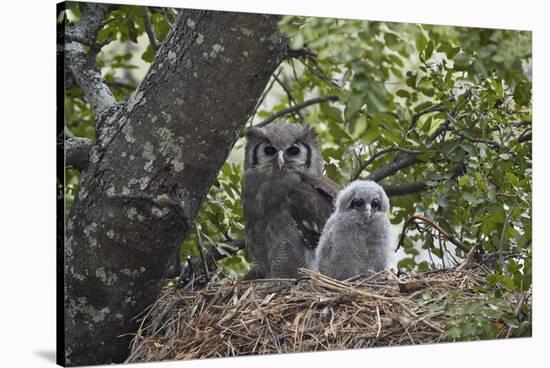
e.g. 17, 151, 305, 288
278, 17, 532, 286
442, 283, 531, 340
62, 4, 532, 322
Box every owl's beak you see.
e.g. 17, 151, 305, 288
276, 150, 285, 169
364, 204, 372, 220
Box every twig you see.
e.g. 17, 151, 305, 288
299, 58, 342, 88
439, 237, 446, 269
407, 103, 445, 132
246, 69, 282, 127
253, 95, 339, 129
272, 73, 304, 123
141, 7, 161, 50
396, 214, 470, 255
265, 316, 282, 353
456, 132, 501, 149
195, 223, 210, 281
457, 245, 479, 271
287, 45, 319, 59
375, 306, 382, 338
498, 204, 516, 264
289, 59, 306, 90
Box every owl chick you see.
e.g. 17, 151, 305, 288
242, 122, 340, 279
313, 180, 391, 280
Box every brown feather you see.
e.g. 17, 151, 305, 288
288, 174, 340, 249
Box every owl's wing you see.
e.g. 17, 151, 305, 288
287, 174, 341, 249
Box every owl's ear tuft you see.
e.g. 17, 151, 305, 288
245, 127, 266, 141
300, 126, 318, 143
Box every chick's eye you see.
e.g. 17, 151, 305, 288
371, 198, 381, 210
264, 146, 276, 156
350, 198, 365, 209
287, 146, 300, 156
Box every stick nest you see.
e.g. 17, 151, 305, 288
126, 266, 531, 363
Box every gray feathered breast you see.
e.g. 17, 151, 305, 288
313, 180, 391, 280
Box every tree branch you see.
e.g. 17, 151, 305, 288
362, 113, 459, 183
351, 147, 396, 181
518, 131, 532, 143
351, 147, 420, 181
397, 214, 470, 254
65, 137, 94, 170
141, 7, 161, 50
354, 95, 467, 183
64, 33, 108, 53
365, 152, 419, 182
254, 95, 339, 128
455, 132, 501, 149
64, 4, 116, 127
287, 45, 318, 58
383, 182, 429, 197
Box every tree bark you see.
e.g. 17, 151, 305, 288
65, 137, 93, 170
63, 9, 287, 366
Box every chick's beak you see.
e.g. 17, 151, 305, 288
277, 150, 285, 169
364, 204, 372, 219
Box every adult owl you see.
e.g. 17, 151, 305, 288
313, 180, 391, 280
242, 122, 340, 279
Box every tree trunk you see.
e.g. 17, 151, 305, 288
63, 9, 287, 366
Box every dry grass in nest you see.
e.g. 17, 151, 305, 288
126, 266, 531, 363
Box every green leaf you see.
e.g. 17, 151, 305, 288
424, 40, 434, 60
320, 103, 343, 123
328, 121, 352, 141
362, 126, 380, 145
406, 71, 418, 88
438, 42, 460, 59
384, 32, 401, 47
396, 89, 410, 98
453, 52, 472, 70
414, 101, 433, 112
397, 257, 415, 270
387, 54, 404, 67
290, 33, 304, 50
141, 44, 156, 63
345, 92, 366, 121
416, 31, 428, 52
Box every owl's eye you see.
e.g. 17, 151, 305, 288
350, 198, 365, 209
371, 198, 381, 210
287, 146, 300, 156
264, 146, 277, 156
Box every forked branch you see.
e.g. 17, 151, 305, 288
64, 4, 116, 126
